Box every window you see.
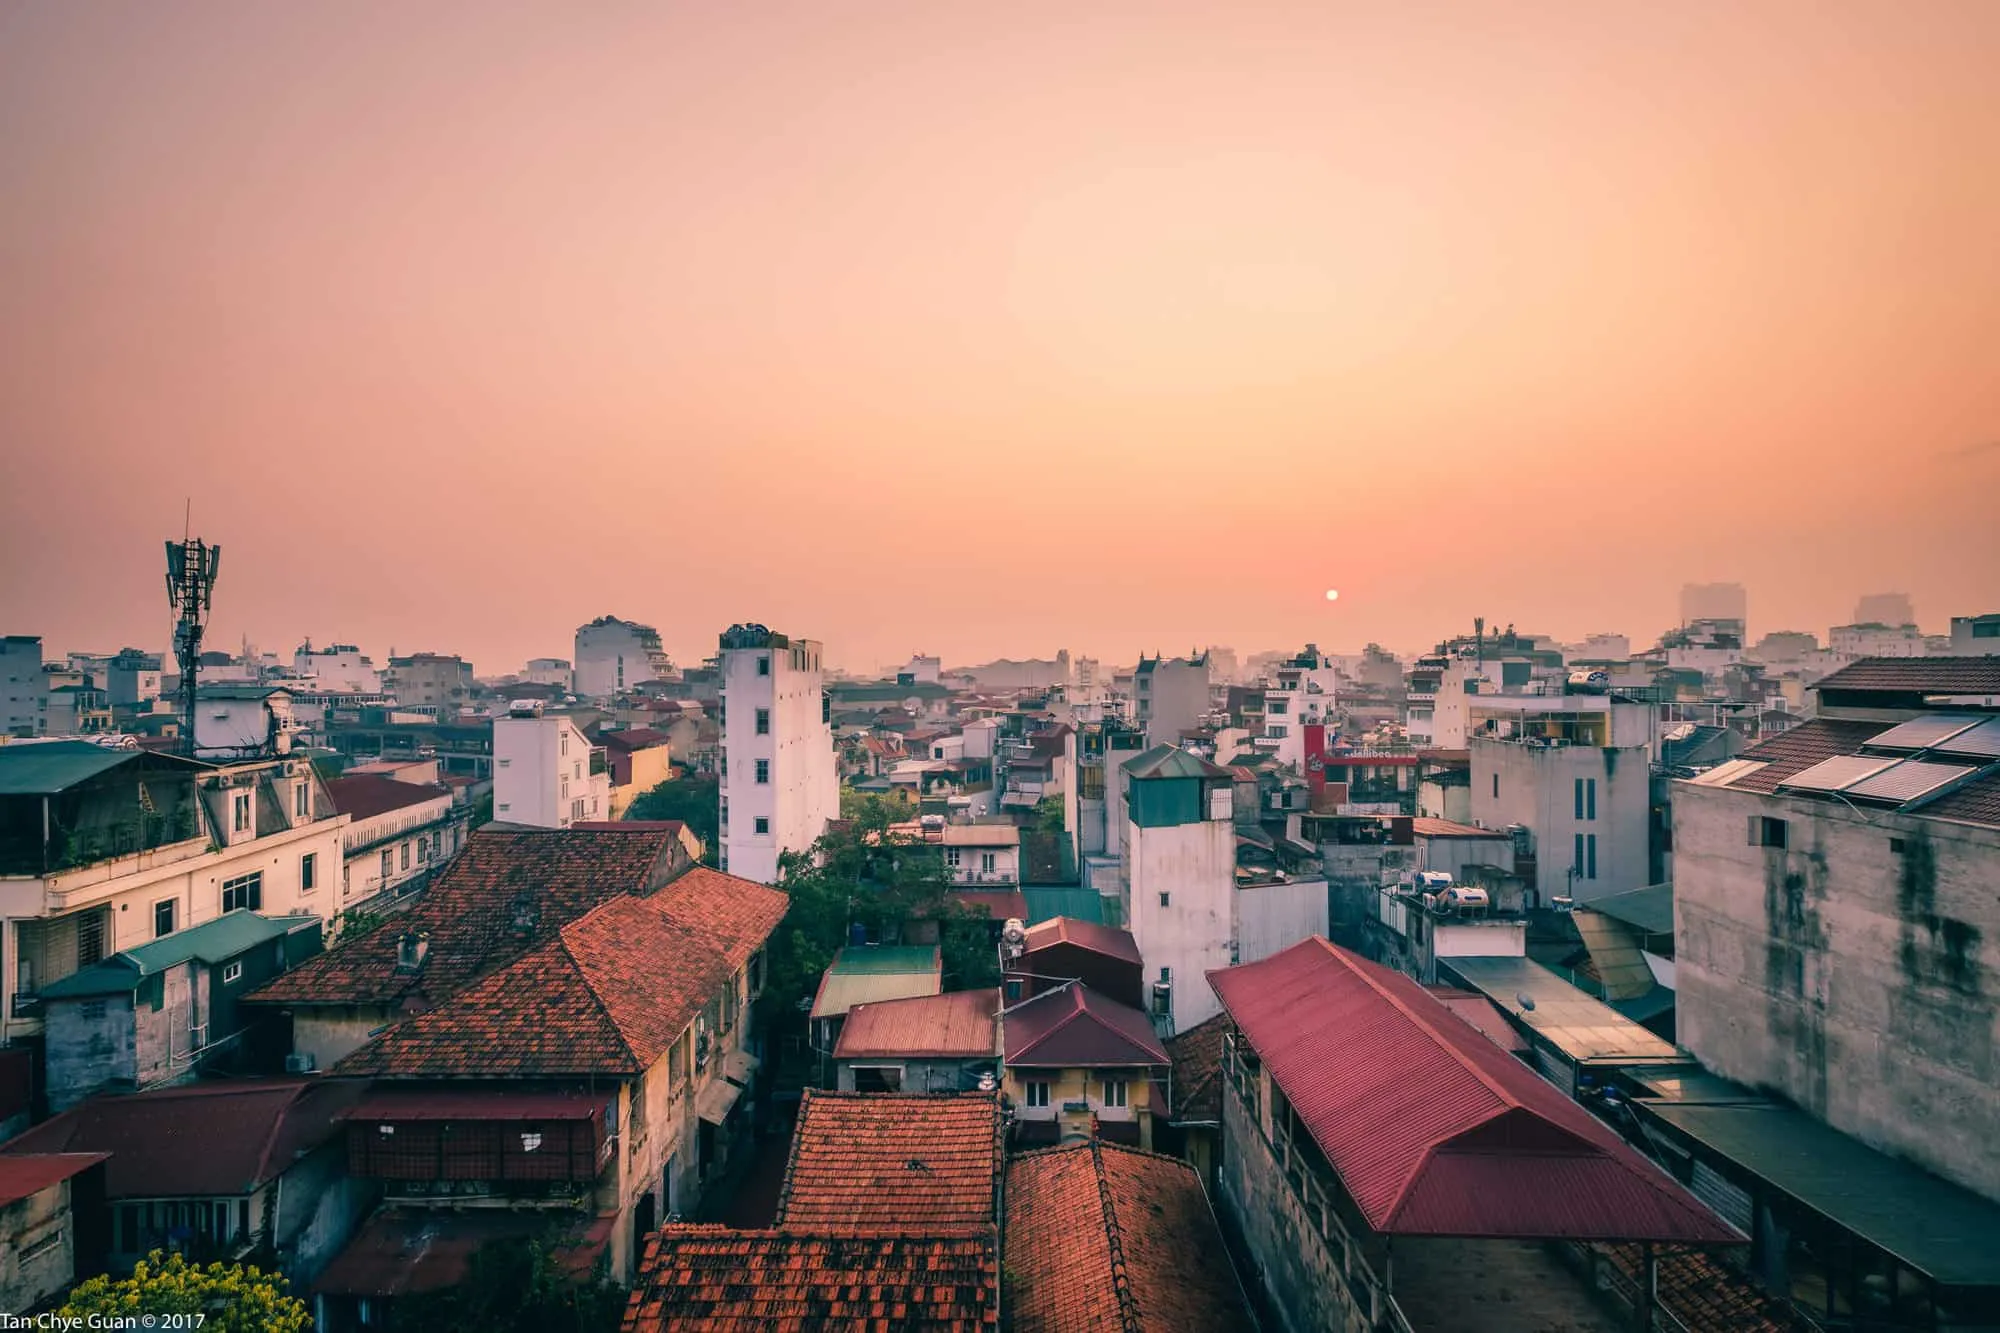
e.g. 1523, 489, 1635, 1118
980, 852, 996, 874
1586, 778, 1597, 821
232, 792, 251, 834
755, 708, 770, 736
20, 1228, 62, 1262
1574, 778, 1585, 820
755, 760, 769, 784
222, 961, 244, 984
521, 1132, 543, 1153
1025, 1081, 1050, 1109
946, 848, 962, 868
400, 842, 411, 871
154, 899, 177, 938
1268, 697, 1289, 715
560, 732, 569, 756
1102, 1078, 1128, 1108
757, 656, 770, 676
1750, 816, 1788, 849
222, 872, 263, 912
1586, 833, 1598, 880
754, 816, 769, 835
1160, 966, 1171, 982
1890, 837, 1908, 854
381, 850, 395, 881
1266, 724, 1288, 738
823, 695, 831, 723
1158, 891, 1170, 908
300, 853, 317, 893
295, 783, 309, 818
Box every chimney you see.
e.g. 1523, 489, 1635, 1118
395, 931, 430, 972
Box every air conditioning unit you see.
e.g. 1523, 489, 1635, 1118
284, 1052, 317, 1074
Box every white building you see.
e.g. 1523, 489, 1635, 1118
323, 773, 466, 916
292, 643, 380, 694
1573, 633, 1631, 661
105, 650, 165, 710
493, 714, 609, 829
717, 625, 837, 884
1944, 613, 2000, 655
573, 617, 673, 698
1255, 646, 1339, 767
1134, 653, 1210, 750
1, 636, 46, 738
193, 686, 299, 761
0, 742, 347, 1047
1119, 745, 1237, 1036
1404, 651, 1488, 749
1830, 622, 1929, 661
897, 655, 942, 686
523, 657, 573, 687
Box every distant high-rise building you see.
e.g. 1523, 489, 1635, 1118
1680, 582, 1748, 634
1134, 652, 1211, 749
293, 642, 380, 693
1, 635, 48, 737
718, 625, 837, 885
573, 616, 673, 697
1853, 592, 1917, 628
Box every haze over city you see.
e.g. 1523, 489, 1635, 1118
4, 1, 1998, 672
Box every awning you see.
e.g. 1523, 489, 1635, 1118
723, 1050, 760, 1088
695, 1077, 744, 1126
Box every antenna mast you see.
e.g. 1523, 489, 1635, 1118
165, 514, 222, 757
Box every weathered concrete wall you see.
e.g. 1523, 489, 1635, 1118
1471, 740, 1649, 901
292, 1005, 395, 1070
1237, 877, 1329, 967
0, 1180, 76, 1313
1676, 782, 2000, 1200
1219, 1073, 1367, 1333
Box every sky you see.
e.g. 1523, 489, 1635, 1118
3, 1, 1997, 675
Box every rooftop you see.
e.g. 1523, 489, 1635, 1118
1020, 886, 1106, 926
324, 773, 452, 821
623, 1228, 998, 1332
1163, 1013, 1229, 1124
1578, 882, 1676, 937
1, 1078, 368, 1199
0, 1151, 107, 1206
0, 740, 175, 796
834, 989, 999, 1060
1003, 982, 1169, 1069
1441, 955, 1681, 1065
811, 945, 943, 1022
1409, 816, 1507, 839
1021, 916, 1143, 966
776, 1091, 1002, 1232
1208, 938, 1739, 1244
1122, 744, 1232, 782
1005, 1140, 1251, 1332
40, 910, 321, 999
316, 1208, 612, 1299
1812, 655, 2000, 697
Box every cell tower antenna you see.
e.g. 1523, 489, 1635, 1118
165, 518, 222, 758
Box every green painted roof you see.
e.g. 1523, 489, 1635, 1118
811, 946, 942, 1021
0, 741, 140, 796
1644, 1101, 2000, 1288
1022, 886, 1105, 926
39, 911, 321, 999
827, 945, 940, 975
1121, 744, 1230, 781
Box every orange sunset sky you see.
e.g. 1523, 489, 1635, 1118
2, 1, 1996, 673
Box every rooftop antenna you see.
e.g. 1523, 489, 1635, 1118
1474, 617, 1485, 667
165, 504, 222, 758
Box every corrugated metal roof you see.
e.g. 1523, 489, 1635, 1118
0, 1152, 108, 1206
1410, 817, 1505, 839
1122, 745, 1231, 781
0, 740, 144, 795
40, 911, 321, 998
811, 947, 942, 1020
1643, 1102, 2000, 1288
834, 989, 999, 1058
1208, 938, 1737, 1243
1022, 887, 1106, 926
1441, 956, 1679, 1064
1579, 883, 1675, 936
315, 1208, 612, 1297
1002, 982, 1167, 1068
1021, 917, 1142, 966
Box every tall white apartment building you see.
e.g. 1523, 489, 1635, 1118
573, 616, 673, 697
493, 714, 609, 828
718, 625, 837, 884
292, 642, 380, 694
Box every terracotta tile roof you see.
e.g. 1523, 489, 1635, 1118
1022, 917, 1143, 966
623, 1228, 998, 1332
324, 773, 453, 821
0, 1151, 107, 1206
600, 727, 670, 751
1722, 718, 1884, 794
1003, 983, 1169, 1069
1005, 1139, 1251, 1333
316, 1208, 613, 1298
332, 886, 769, 1078
775, 1090, 1003, 1231
246, 828, 688, 1008
1208, 938, 1741, 1244
651, 867, 789, 970
1813, 656, 2000, 696
834, 990, 999, 1060
1163, 1013, 1228, 1124
1604, 1243, 1798, 1332
1, 1078, 368, 1198
1921, 769, 2000, 827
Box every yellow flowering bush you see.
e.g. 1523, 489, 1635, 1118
60, 1251, 311, 1333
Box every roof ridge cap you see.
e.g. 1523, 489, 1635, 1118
1087, 1137, 1144, 1332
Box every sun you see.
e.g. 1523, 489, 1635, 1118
1325, 589, 1340, 602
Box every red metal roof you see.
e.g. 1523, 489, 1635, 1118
776, 1091, 1003, 1231
949, 889, 1029, 922
1021, 917, 1143, 966
1208, 938, 1740, 1244
1003, 983, 1168, 1069
324, 773, 452, 821
1424, 986, 1529, 1054
315, 1207, 613, 1297
834, 990, 999, 1059
0, 1152, 107, 1206
336, 1088, 603, 1123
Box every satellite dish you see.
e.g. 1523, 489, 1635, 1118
1516, 993, 1537, 1012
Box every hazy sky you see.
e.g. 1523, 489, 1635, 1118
3, 1, 1996, 674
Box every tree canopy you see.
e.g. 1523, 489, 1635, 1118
61, 1253, 310, 1333
392, 1235, 626, 1333
624, 772, 719, 855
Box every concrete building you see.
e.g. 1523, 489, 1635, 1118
1404, 651, 1488, 749
522, 656, 572, 686
1944, 613, 2000, 655
1134, 652, 1211, 750
1673, 655, 2000, 1202
717, 624, 836, 884
0, 1151, 106, 1314
104, 649, 165, 711
896, 654, 942, 686
1252, 646, 1338, 768
1467, 692, 1655, 904
1829, 621, 1929, 661
1853, 592, 1917, 628
1681, 582, 1749, 636
831, 988, 999, 1093
1119, 745, 1236, 1036
292, 643, 380, 694
1, 637, 48, 738
192, 684, 298, 760
42, 683, 112, 737
493, 713, 609, 829
573, 616, 673, 698
599, 727, 673, 817
0, 742, 347, 1050
323, 773, 465, 914
383, 653, 473, 711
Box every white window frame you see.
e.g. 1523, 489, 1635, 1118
222, 961, 244, 984
1024, 1080, 1050, 1110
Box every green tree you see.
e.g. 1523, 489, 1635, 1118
624, 773, 720, 854
393, 1235, 625, 1333
61, 1252, 310, 1333
1029, 796, 1065, 834
840, 786, 912, 824
472, 789, 495, 827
